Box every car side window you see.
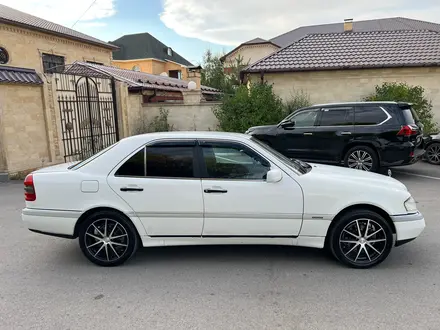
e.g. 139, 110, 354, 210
201, 142, 270, 180
290, 109, 319, 127
115, 148, 145, 177
115, 144, 196, 178
319, 107, 354, 126
355, 106, 389, 125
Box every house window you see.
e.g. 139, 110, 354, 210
167, 47, 173, 56
132, 65, 140, 72
169, 70, 181, 79
0, 47, 9, 64
42, 53, 65, 73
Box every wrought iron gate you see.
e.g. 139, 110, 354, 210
55, 73, 119, 162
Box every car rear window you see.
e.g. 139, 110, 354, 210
69, 142, 119, 170
401, 108, 419, 125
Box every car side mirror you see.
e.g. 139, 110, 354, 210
266, 168, 283, 183
280, 121, 295, 130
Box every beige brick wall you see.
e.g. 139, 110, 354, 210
250, 67, 440, 123
224, 43, 279, 67
0, 111, 7, 171
0, 23, 112, 71
0, 84, 50, 173
126, 93, 220, 133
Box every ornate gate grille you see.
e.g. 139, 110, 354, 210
55, 73, 119, 162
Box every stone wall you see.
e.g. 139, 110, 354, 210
126, 93, 220, 133
0, 23, 112, 70
249, 67, 440, 123
0, 84, 51, 173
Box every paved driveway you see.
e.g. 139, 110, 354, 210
0, 163, 439, 330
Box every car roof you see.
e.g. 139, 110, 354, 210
311, 101, 408, 107
120, 131, 251, 143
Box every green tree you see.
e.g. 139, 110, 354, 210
201, 50, 248, 94
213, 82, 285, 132
364, 82, 439, 134
284, 89, 312, 115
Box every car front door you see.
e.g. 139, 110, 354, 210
312, 106, 355, 163
198, 140, 303, 237
275, 108, 320, 160
107, 140, 204, 236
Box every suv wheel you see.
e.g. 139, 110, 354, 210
328, 209, 393, 268
344, 146, 379, 172
79, 210, 139, 267
426, 143, 440, 165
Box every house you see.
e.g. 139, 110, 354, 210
223, 17, 440, 68
240, 18, 440, 123
111, 33, 193, 80
0, 4, 117, 176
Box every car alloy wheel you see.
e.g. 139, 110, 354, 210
339, 218, 387, 265
84, 219, 129, 263
426, 143, 440, 165
79, 211, 139, 267
329, 209, 393, 268
347, 150, 374, 171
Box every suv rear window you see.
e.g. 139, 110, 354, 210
355, 106, 388, 125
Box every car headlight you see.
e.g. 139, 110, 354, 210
404, 196, 418, 213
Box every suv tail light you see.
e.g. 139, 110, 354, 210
397, 125, 418, 137
24, 174, 36, 201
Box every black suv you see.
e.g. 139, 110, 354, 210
246, 102, 425, 173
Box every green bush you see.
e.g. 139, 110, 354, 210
284, 89, 311, 115
213, 82, 285, 132
364, 82, 439, 134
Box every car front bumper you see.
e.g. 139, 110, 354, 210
22, 208, 80, 238
391, 212, 426, 246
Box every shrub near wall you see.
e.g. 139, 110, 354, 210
213, 82, 285, 132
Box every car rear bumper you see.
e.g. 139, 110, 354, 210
22, 208, 80, 238
381, 145, 425, 167
391, 212, 426, 246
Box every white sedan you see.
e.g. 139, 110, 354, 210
22, 132, 425, 268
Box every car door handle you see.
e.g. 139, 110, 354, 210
204, 188, 228, 194
303, 132, 313, 136
340, 131, 352, 135
120, 187, 144, 192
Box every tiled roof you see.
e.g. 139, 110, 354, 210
111, 33, 193, 66
0, 65, 43, 84
0, 4, 117, 50
271, 17, 440, 47
220, 38, 280, 62
243, 30, 440, 73
243, 38, 269, 45
66, 62, 221, 94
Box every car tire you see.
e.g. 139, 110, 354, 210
328, 209, 393, 269
344, 145, 379, 172
78, 210, 139, 267
426, 143, 440, 165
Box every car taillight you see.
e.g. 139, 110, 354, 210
24, 174, 36, 201
397, 125, 418, 136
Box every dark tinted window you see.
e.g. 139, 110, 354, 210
319, 107, 354, 126
402, 109, 417, 125
146, 146, 195, 178
115, 148, 145, 177
201, 143, 270, 180
355, 106, 388, 125
290, 109, 319, 127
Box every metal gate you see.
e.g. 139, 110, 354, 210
55, 73, 119, 162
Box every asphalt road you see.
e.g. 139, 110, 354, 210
0, 163, 439, 330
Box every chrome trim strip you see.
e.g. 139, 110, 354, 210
391, 212, 424, 222
22, 208, 81, 218
131, 212, 302, 220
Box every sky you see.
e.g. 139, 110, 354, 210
1, 0, 440, 65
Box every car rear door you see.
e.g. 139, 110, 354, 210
312, 106, 355, 162
198, 140, 303, 237
107, 140, 204, 237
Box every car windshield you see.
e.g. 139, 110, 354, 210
250, 137, 311, 174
